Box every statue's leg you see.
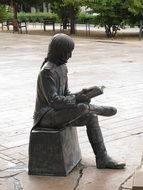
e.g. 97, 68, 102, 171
70, 113, 126, 169
86, 114, 125, 169
39, 103, 89, 128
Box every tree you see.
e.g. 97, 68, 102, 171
85, 0, 143, 37
0, 0, 82, 34
85, 0, 129, 37
63, 0, 80, 34
49, 0, 82, 34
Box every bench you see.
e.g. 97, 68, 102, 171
17, 21, 28, 34
43, 19, 55, 32
28, 127, 81, 176
1, 20, 13, 30
1, 20, 27, 34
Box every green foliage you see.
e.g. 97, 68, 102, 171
86, 0, 143, 37
88, 0, 128, 24
62, 0, 83, 6
17, 12, 59, 22
0, 0, 45, 6
76, 12, 96, 24
128, 0, 143, 15
50, 1, 80, 19
0, 4, 12, 21
1, 0, 143, 37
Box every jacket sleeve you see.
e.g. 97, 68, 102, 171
39, 69, 76, 110
64, 77, 72, 96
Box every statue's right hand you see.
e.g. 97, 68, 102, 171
75, 93, 90, 103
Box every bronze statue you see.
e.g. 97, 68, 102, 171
33, 33, 126, 169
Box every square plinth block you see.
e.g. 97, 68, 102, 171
28, 127, 82, 176
132, 167, 143, 190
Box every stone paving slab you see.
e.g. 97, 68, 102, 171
0, 32, 143, 190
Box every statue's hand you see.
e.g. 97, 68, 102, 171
75, 93, 90, 103
75, 86, 105, 103
81, 86, 104, 99
100, 85, 106, 91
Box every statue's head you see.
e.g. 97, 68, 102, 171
47, 33, 75, 66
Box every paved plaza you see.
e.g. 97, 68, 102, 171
0, 31, 143, 190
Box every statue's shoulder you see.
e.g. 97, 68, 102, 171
44, 62, 56, 70
41, 62, 57, 73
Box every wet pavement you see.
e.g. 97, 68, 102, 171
0, 31, 143, 190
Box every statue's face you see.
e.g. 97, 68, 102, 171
67, 51, 72, 60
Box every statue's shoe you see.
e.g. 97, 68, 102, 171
96, 155, 126, 169
95, 106, 117, 117
89, 105, 117, 117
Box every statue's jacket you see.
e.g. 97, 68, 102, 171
33, 62, 76, 127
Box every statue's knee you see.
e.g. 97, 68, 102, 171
85, 113, 99, 127
87, 113, 98, 120
77, 103, 89, 114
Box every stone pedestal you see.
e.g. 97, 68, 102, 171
28, 127, 82, 176
132, 166, 143, 190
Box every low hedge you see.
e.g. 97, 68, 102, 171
17, 12, 59, 22
1, 11, 98, 25
17, 12, 96, 24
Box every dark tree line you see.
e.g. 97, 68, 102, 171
0, 0, 143, 36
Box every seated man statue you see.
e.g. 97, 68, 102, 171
33, 33, 126, 169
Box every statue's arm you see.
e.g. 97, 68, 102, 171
39, 70, 76, 110
64, 78, 73, 96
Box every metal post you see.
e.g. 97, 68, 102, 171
139, 18, 143, 40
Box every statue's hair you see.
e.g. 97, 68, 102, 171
41, 57, 48, 69
41, 33, 74, 69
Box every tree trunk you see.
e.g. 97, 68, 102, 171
105, 25, 118, 38
105, 25, 112, 38
69, 6, 76, 34
11, 0, 18, 31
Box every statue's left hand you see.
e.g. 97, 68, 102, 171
82, 86, 104, 98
